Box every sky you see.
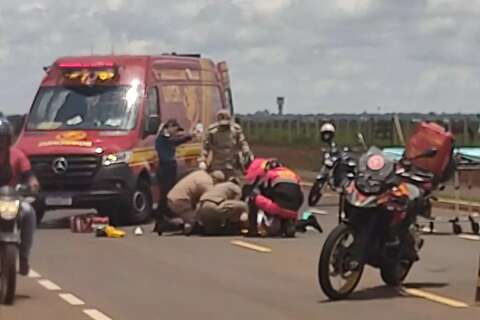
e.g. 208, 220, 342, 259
0, 0, 480, 115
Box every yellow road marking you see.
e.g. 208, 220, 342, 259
231, 240, 272, 253
402, 288, 469, 308
458, 234, 480, 241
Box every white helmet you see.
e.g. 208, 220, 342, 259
320, 122, 335, 143
320, 122, 335, 134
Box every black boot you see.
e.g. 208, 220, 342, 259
156, 217, 184, 235
307, 215, 323, 233
246, 196, 260, 237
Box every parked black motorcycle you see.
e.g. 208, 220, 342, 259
318, 146, 439, 300
308, 144, 357, 206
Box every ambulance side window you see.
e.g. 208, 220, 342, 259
143, 87, 160, 136
146, 87, 159, 117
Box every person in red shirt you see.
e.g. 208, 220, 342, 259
0, 118, 37, 275
9, 147, 39, 190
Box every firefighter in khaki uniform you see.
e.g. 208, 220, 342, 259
198, 110, 252, 178
159, 170, 225, 235
196, 178, 248, 235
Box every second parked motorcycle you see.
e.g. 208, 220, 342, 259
308, 122, 357, 206
308, 145, 356, 206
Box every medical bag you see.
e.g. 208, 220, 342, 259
405, 121, 454, 180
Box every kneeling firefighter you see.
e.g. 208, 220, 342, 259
196, 177, 248, 235
243, 158, 306, 237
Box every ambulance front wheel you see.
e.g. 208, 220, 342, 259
123, 179, 153, 225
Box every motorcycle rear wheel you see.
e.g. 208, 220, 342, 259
0, 243, 18, 305
318, 224, 364, 300
308, 180, 325, 206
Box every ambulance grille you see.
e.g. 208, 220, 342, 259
30, 155, 101, 191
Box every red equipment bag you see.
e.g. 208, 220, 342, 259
70, 215, 109, 233
405, 122, 454, 179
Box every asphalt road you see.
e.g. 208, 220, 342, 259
2, 199, 479, 320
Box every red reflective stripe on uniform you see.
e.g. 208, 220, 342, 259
245, 158, 269, 183
254, 195, 298, 220
263, 167, 300, 185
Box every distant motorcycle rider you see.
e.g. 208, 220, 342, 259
320, 122, 336, 146
0, 118, 37, 275
198, 110, 252, 178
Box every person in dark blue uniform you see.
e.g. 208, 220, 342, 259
155, 119, 195, 229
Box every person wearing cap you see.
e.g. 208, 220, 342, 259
158, 170, 225, 235
196, 177, 248, 235
198, 110, 252, 178
154, 119, 196, 230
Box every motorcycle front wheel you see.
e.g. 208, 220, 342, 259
318, 224, 364, 300
0, 243, 17, 305
380, 259, 413, 287
308, 179, 326, 206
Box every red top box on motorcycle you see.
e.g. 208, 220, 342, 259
405, 122, 454, 177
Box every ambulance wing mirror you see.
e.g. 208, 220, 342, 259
145, 115, 160, 136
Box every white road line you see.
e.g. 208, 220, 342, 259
59, 293, 85, 306
83, 309, 113, 320
28, 269, 41, 278
458, 234, 480, 241
309, 208, 328, 215
38, 279, 61, 291
420, 227, 438, 233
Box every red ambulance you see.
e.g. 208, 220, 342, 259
16, 54, 233, 224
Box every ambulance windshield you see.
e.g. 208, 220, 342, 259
27, 85, 141, 131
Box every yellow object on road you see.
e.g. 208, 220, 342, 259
105, 226, 126, 238
95, 226, 126, 238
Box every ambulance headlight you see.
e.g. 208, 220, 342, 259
0, 200, 20, 221
102, 151, 132, 166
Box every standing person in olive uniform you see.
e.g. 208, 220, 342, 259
198, 110, 252, 179
155, 119, 194, 229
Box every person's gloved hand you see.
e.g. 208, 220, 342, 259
198, 162, 207, 170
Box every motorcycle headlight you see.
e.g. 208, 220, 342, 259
0, 200, 20, 220
102, 151, 133, 166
